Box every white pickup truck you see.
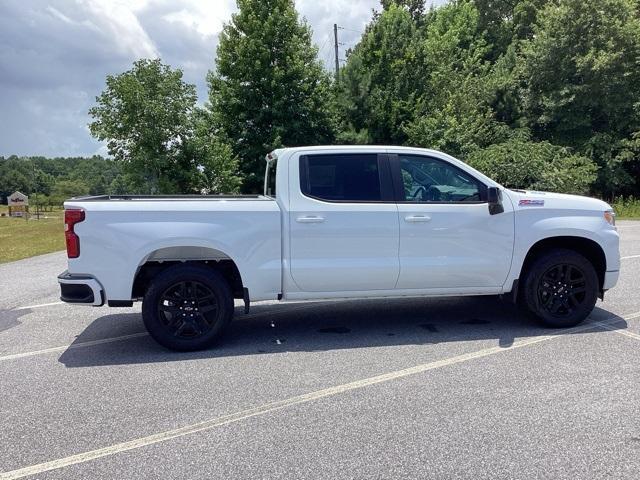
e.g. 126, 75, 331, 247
58, 146, 620, 351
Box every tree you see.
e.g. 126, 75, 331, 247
405, 0, 510, 157
208, 0, 335, 192
0, 159, 33, 196
519, 0, 640, 196
381, 0, 426, 22
467, 136, 597, 195
89, 59, 199, 194
187, 109, 242, 194
50, 179, 90, 205
338, 3, 422, 144
473, 0, 548, 59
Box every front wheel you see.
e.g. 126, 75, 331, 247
522, 249, 599, 328
142, 265, 234, 351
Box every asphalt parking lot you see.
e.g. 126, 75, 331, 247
1, 221, 639, 479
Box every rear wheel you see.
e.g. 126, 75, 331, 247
142, 264, 234, 351
522, 249, 599, 328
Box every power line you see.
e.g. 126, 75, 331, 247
339, 26, 362, 34
317, 36, 330, 57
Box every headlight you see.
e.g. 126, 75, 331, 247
604, 210, 616, 226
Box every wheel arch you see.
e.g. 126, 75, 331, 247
132, 246, 245, 300
519, 236, 607, 292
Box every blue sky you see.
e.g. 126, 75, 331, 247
0, 1, 441, 158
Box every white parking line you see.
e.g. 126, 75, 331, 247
623, 312, 640, 321
621, 254, 640, 260
0, 302, 336, 363
13, 301, 65, 311
594, 314, 640, 340
0, 314, 635, 480
0, 333, 149, 362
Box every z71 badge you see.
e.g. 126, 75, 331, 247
519, 199, 545, 206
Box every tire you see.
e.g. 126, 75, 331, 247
522, 248, 599, 328
142, 264, 234, 351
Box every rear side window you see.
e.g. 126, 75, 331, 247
300, 154, 382, 202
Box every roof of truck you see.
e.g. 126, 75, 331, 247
268, 145, 445, 158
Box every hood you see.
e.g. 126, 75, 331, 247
505, 189, 612, 212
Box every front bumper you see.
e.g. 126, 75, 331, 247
58, 271, 104, 306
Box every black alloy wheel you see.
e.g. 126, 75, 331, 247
536, 263, 587, 317
142, 265, 234, 351
523, 248, 599, 328
158, 280, 220, 339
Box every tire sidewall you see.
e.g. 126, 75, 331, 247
142, 265, 234, 351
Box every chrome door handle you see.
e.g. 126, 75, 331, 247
296, 216, 325, 224
405, 215, 431, 223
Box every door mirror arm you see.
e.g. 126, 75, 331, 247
487, 187, 504, 215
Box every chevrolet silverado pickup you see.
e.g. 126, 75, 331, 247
58, 146, 620, 351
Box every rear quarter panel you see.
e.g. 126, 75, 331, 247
65, 200, 282, 302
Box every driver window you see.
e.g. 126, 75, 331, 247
399, 155, 482, 203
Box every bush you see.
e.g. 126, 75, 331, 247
612, 197, 640, 219
466, 139, 597, 195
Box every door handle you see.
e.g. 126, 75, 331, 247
405, 215, 431, 223
296, 216, 325, 224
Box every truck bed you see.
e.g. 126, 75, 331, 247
64, 194, 282, 302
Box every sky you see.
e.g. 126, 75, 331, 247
0, 1, 439, 158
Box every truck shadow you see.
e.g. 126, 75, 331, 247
0, 308, 32, 333
59, 296, 627, 368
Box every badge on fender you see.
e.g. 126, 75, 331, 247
519, 199, 545, 206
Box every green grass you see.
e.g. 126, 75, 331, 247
0, 207, 65, 263
612, 197, 640, 220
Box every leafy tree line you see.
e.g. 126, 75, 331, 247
337, 0, 640, 197
3, 0, 639, 201
0, 155, 127, 208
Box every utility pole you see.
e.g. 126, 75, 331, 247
333, 23, 340, 82
33, 163, 39, 220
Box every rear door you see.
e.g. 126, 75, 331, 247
288, 151, 400, 292
391, 153, 514, 289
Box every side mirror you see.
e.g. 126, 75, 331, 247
488, 187, 504, 215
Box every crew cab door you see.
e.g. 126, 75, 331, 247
390, 153, 514, 289
288, 151, 399, 292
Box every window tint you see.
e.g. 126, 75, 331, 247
399, 155, 483, 203
265, 159, 277, 197
301, 154, 382, 201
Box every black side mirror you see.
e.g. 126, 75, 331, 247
488, 187, 504, 215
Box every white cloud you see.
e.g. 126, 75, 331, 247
0, 0, 441, 158
80, 0, 159, 58
161, 1, 235, 37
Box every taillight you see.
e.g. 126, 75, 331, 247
64, 209, 85, 258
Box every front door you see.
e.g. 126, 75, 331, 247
288, 152, 399, 292
392, 153, 515, 290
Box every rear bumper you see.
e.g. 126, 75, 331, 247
58, 271, 104, 306
603, 270, 620, 291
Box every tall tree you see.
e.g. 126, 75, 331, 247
89, 59, 198, 193
208, 0, 335, 192
381, 0, 426, 22
338, 3, 422, 145
405, 0, 511, 157
185, 109, 242, 195
519, 0, 640, 196
473, 0, 548, 59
